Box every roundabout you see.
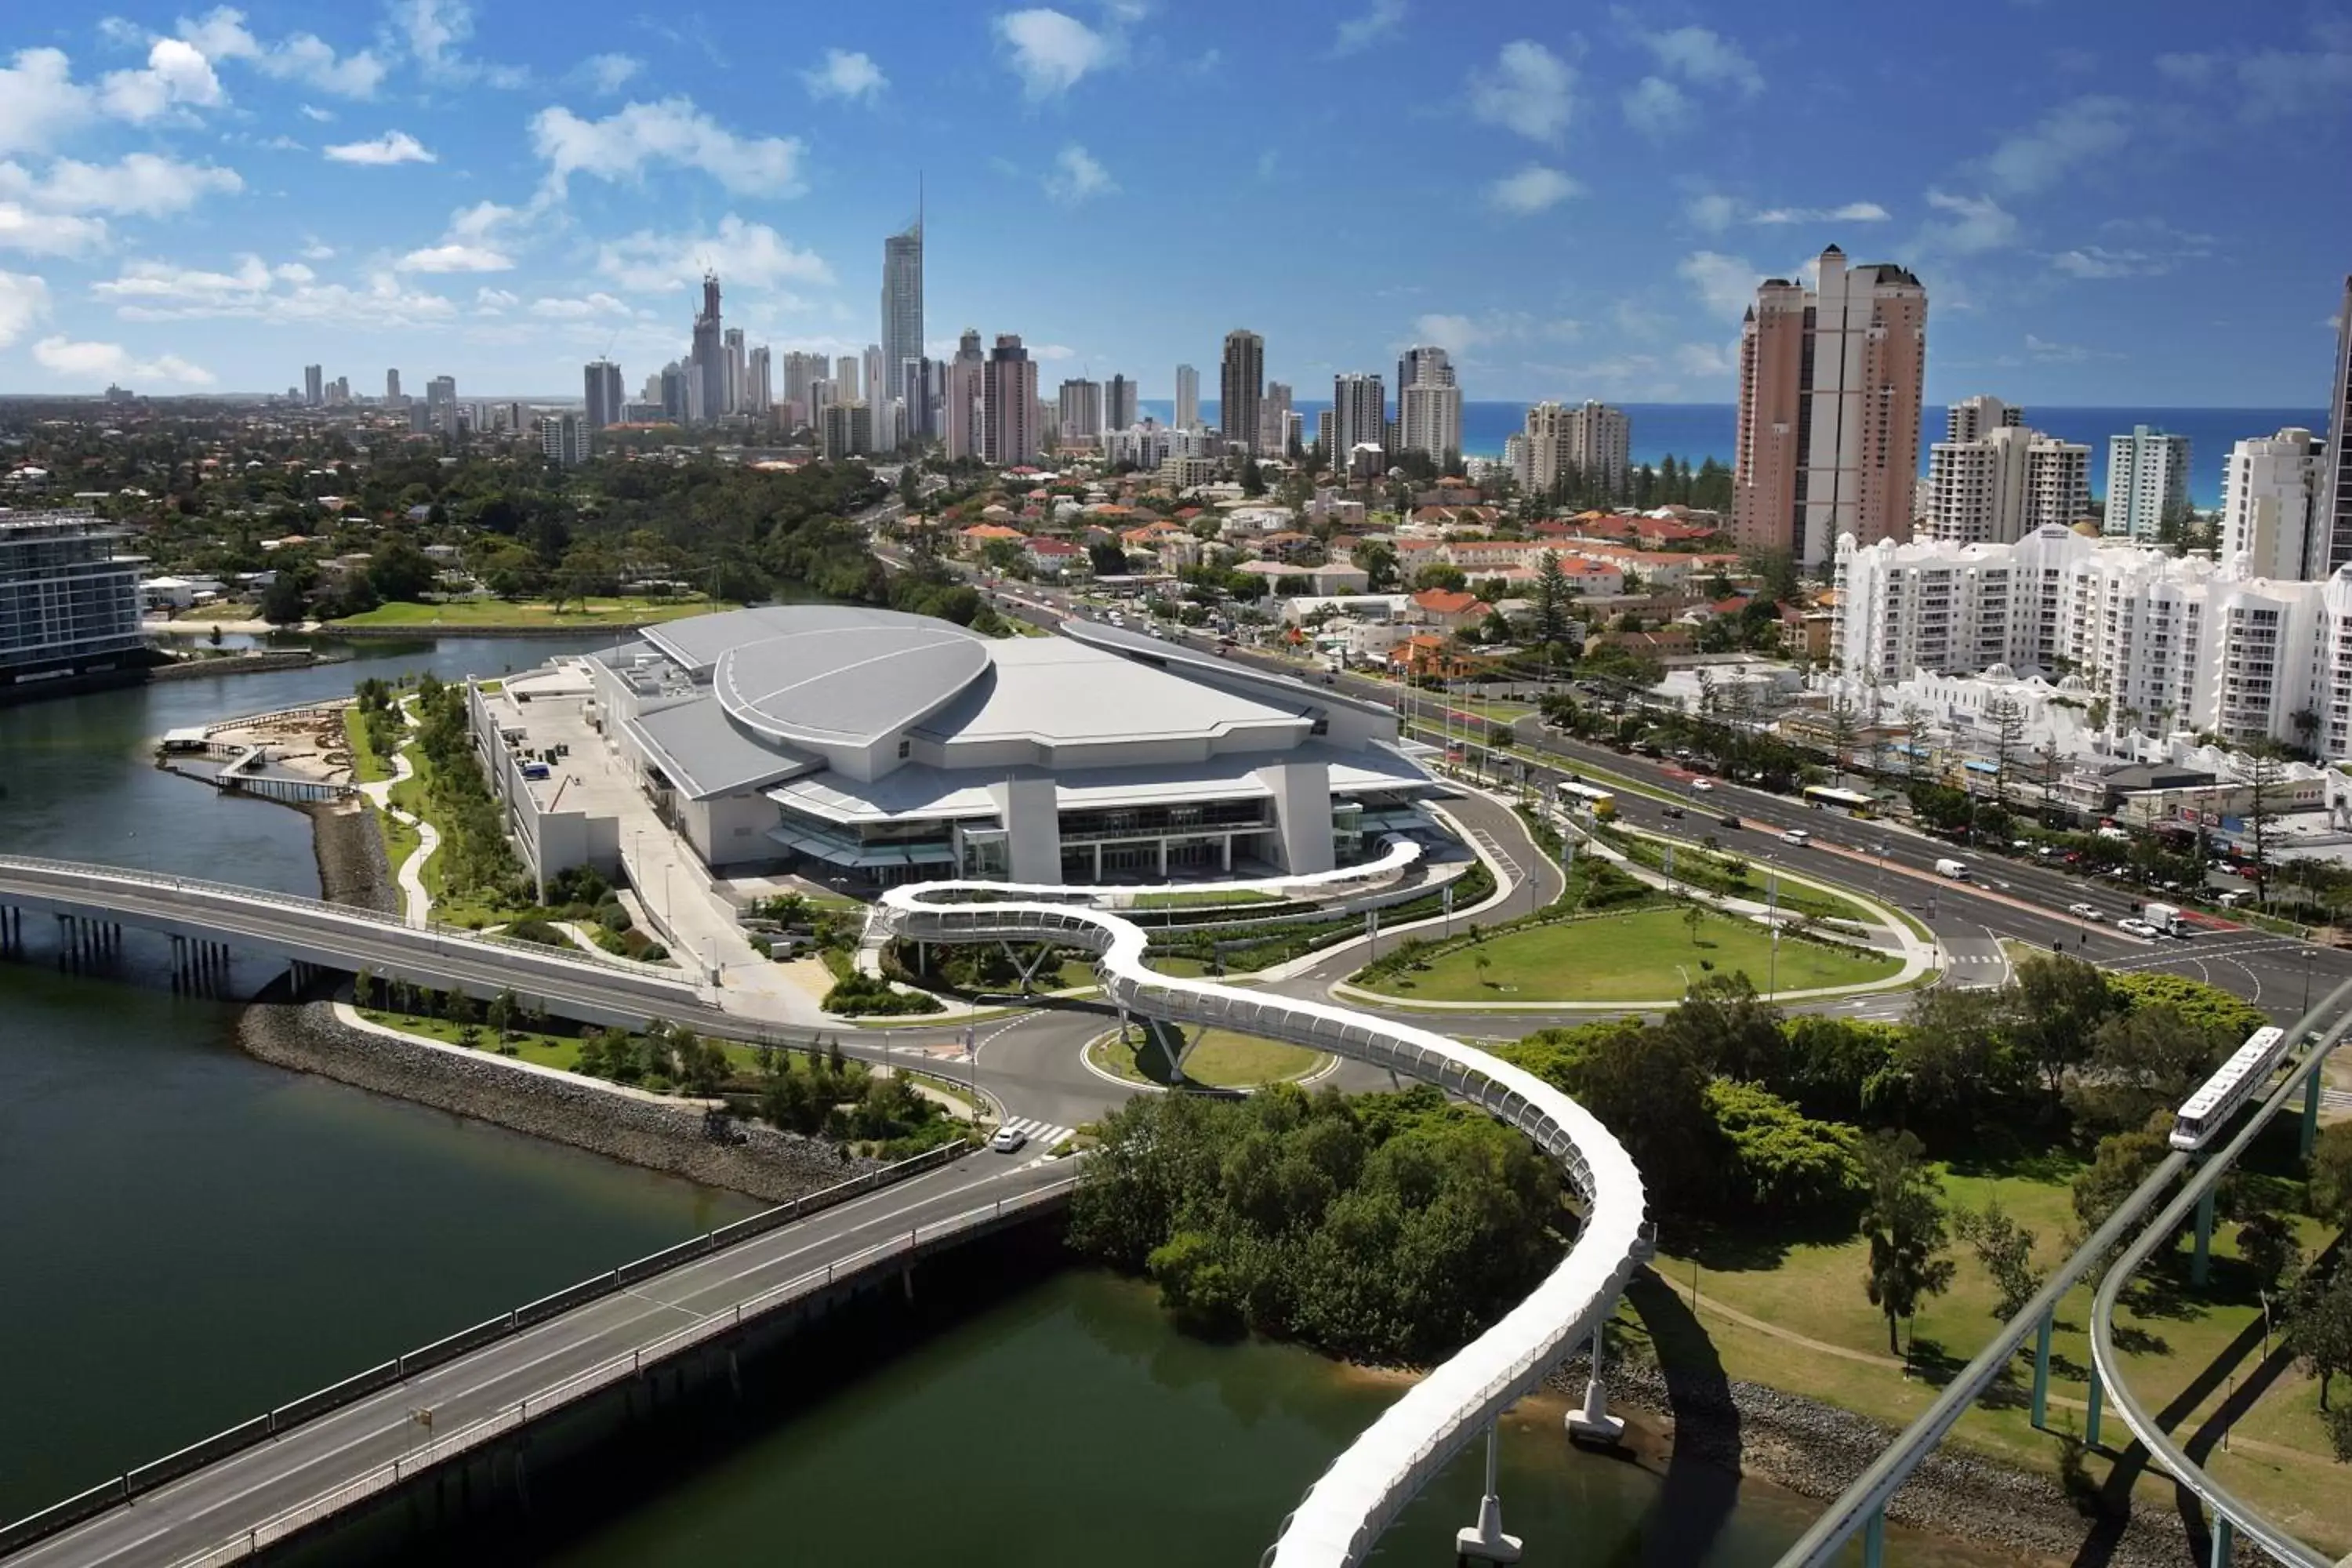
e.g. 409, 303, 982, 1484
1082, 1019, 1337, 1091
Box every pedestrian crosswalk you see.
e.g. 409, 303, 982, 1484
995, 1116, 1074, 1152
2323, 1088, 2352, 1115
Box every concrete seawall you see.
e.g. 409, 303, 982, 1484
238, 1000, 879, 1203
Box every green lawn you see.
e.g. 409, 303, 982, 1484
1087, 1024, 1330, 1088
1640, 1150, 2352, 1555
341, 708, 392, 785
1132, 887, 1278, 909
1605, 828, 1883, 927
1359, 906, 1901, 1003
328, 595, 730, 630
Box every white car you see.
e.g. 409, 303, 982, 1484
1690, 779, 1715, 792
2066, 902, 2103, 922
989, 1125, 1029, 1154
1783, 828, 1811, 846
2116, 917, 2159, 938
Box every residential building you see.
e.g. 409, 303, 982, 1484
1174, 363, 1200, 430
723, 328, 746, 415
303, 364, 322, 405
425, 376, 456, 419
820, 401, 873, 460
1316, 409, 1334, 463
2317, 276, 2352, 576
983, 335, 1040, 466
943, 328, 986, 462
0, 513, 146, 684
1946, 394, 2022, 444
567, 605, 1440, 882
1057, 379, 1104, 441
691, 273, 725, 425
746, 346, 772, 415
1731, 245, 1929, 566
1260, 381, 1294, 457
1105, 374, 1138, 433
540, 412, 590, 467
1221, 330, 1264, 453
1517, 400, 1630, 495
583, 359, 625, 431
2220, 427, 2325, 581
880, 214, 924, 433
1921, 424, 2091, 545
385, 368, 401, 402
836, 354, 862, 405
782, 351, 823, 417
1833, 524, 2352, 753
2107, 425, 2193, 539
1332, 373, 1385, 471
1396, 347, 1462, 463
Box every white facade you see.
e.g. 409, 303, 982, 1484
1516, 400, 1629, 494
2220, 428, 2324, 582
1946, 394, 2022, 444
1835, 524, 2352, 753
1332, 374, 1385, 469
1057, 379, 1104, 441
1174, 363, 1200, 431
1922, 425, 2089, 545
2107, 425, 2192, 539
1399, 383, 1463, 464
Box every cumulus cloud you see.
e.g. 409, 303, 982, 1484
1043, 143, 1116, 203
1468, 40, 1574, 146
1331, 0, 1406, 56
0, 269, 49, 344
1919, 188, 2019, 254
1486, 163, 1580, 214
97, 38, 225, 125
397, 244, 510, 272
394, 199, 524, 272
0, 205, 107, 256
176, 8, 387, 97
1632, 24, 1763, 96
1406, 310, 1580, 360
2157, 21, 2352, 118
1678, 250, 1763, 319
0, 153, 243, 216
1980, 96, 2129, 196
0, 50, 94, 154
575, 53, 641, 93
1751, 200, 1891, 225
1621, 77, 1691, 137
528, 292, 631, 319
802, 48, 886, 102
593, 215, 833, 293
387, 0, 525, 88
323, 129, 434, 165
92, 255, 459, 326
993, 9, 1117, 99
33, 334, 214, 384
531, 98, 804, 196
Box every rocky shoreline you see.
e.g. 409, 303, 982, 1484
1550, 1286, 2238, 1568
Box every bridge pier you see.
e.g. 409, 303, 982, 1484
2031, 1310, 2053, 1429
1452, 1421, 1522, 1565
2191, 1186, 2216, 1287
1565, 1322, 1624, 1445
0, 905, 20, 954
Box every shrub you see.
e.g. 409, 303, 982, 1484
822, 971, 945, 1016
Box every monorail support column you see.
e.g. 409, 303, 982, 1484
1862, 1507, 1886, 1568
2208, 1513, 2233, 1568
2303, 1067, 2323, 1160
1566, 1322, 1624, 1445
2031, 1310, 2053, 1430
1452, 1421, 1523, 1565
2192, 1186, 2216, 1287
2085, 1363, 2104, 1450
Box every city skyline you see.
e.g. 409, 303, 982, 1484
0, 2, 2344, 404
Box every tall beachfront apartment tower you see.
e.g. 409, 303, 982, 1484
1730, 245, 1928, 569
2315, 275, 2352, 576
1174, 363, 1200, 431
2107, 425, 2192, 540
1220, 331, 1264, 455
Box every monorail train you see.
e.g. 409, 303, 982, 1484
2170, 1025, 2290, 1152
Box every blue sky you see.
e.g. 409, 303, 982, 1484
0, 0, 2346, 405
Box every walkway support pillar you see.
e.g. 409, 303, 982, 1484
1566, 1322, 1624, 1444
2208, 1513, 2233, 1568
2031, 1310, 2053, 1430
2304, 1068, 2324, 1160
1453, 1421, 1523, 1564
2192, 1186, 2216, 1287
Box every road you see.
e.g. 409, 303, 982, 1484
8, 1156, 1069, 1568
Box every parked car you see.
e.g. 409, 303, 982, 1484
2065, 902, 2103, 921
989, 1125, 1030, 1154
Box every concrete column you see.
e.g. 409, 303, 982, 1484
1566, 1323, 1624, 1443
1453, 1421, 1523, 1564
2192, 1186, 2216, 1287
2085, 1363, 2103, 1449
2031, 1310, 2053, 1429
1156, 837, 1167, 879
2209, 1513, 2233, 1568
1220, 835, 1232, 872
1863, 1507, 1886, 1568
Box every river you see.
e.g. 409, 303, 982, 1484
1, 637, 1952, 1564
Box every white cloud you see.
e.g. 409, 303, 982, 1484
98, 38, 225, 125
2156, 21, 2352, 118
0, 205, 107, 256
993, 9, 1116, 99
528, 292, 630, 319
802, 48, 886, 102
397, 244, 511, 272
1678, 250, 1762, 319
593, 215, 833, 293
576, 52, 641, 93
1675, 340, 1740, 377
1043, 143, 1116, 204
176, 9, 387, 97
1686, 193, 1737, 233
323, 129, 434, 165
1920, 188, 2019, 254
1980, 96, 2129, 196
93, 255, 459, 326
2024, 332, 2119, 364
1468, 40, 1574, 146
299, 241, 335, 260
299, 103, 335, 121
387, 0, 525, 87
1029, 343, 1077, 361
1633, 24, 1763, 96
531, 98, 804, 196
0, 269, 50, 345
1486, 163, 1580, 214
33, 334, 214, 384
0, 153, 242, 216
474, 286, 517, 312
0, 50, 94, 154
1406, 310, 1579, 360
1751, 200, 1891, 225
1332, 0, 1406, 56
1621, 76, 1691, 137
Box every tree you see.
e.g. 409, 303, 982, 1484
487, 987, 519, 1040
1859, 1129, 1957, 1353
1682, 902, 1705, 944
1953, 1196, 2043, 1319
367, 536, 438, 604
2312, 1123, 2352, 1225
1895, 986, 2020, 1131
258, 568, 310, 625
2237, 1210, 2300, 1356
2243, 742, 2288, 904
1532, 550, 1572, 659
1824, 696, 1861, 786
2288, 1263, 2352, 1412
2009, 953, 2118, 1105
1984, 696, 2027, 808
2067, 1004, 2229, 1134
352, 967, 374, 1009
1413, 563, 1468, 593
2072, 1115, 2174, 1231
1239, 457, 1266, 497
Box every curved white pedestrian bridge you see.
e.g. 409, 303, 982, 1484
873, 871, 1653, 1566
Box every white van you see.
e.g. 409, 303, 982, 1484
1783, 828, 1811, 846
1934, 858, 1969, 880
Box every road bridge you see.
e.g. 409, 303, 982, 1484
0, 1150, 1068, 1568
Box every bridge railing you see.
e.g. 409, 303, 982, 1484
0, 1143, 975, 1563
876, 880, 1649, 1568
161, 1176, 1076, 1568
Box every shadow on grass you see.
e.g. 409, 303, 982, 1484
1675, 1207, 1861, 1273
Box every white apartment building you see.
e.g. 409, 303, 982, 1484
1921, 424, 2090, 545
1835, 524, 2352, 753
2220, 427, 2324, 582
1946, 394, 2023, 445
1517, 401, 1630, 494
2107, 425, 2192, 539
1174, 364, 1200, 431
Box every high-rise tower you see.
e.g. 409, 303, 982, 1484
691, 273, 725, 425
1730, 245, 1927, 567
1219, 331, 1263, 454
944, 328, 986, 461
1174, 364, 1200, 430
880, 192, 924, 443
2315, 275, 2352, 576
984, 335, 1039, 465
583, 359, 624, 430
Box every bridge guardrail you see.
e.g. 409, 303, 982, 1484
0, 1143, 974, 1563
161, 1178, 1077, 1568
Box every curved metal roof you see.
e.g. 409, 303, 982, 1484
713, 619, 990, 749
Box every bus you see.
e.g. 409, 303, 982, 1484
1556, 781, 1617, 819
1802, 785, 1875, 816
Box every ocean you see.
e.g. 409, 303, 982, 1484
1137, 401, 2331, 510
